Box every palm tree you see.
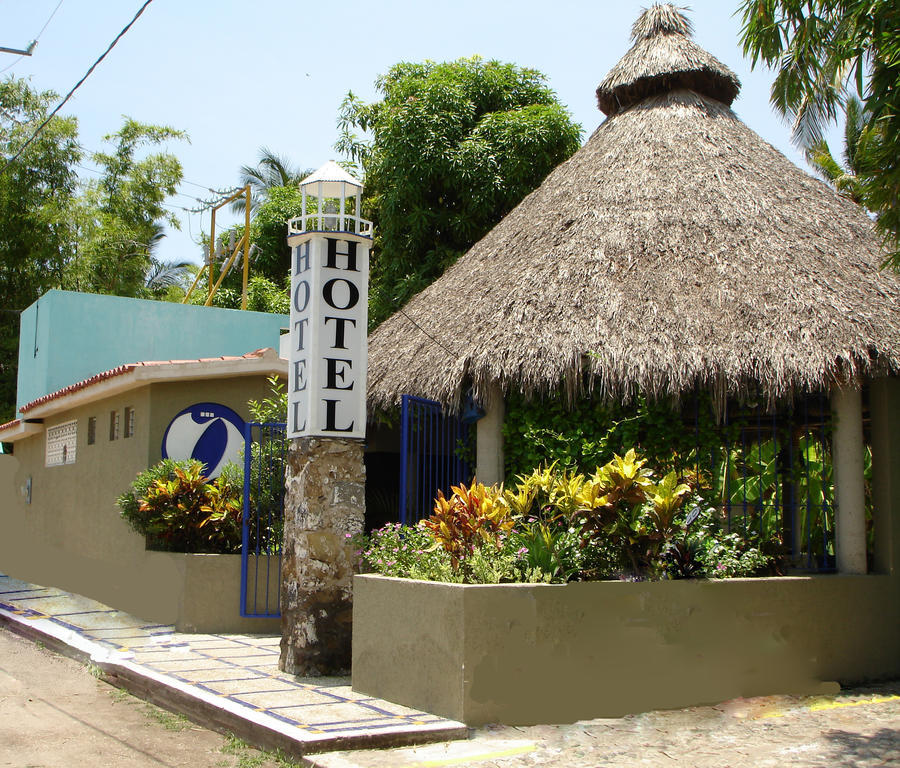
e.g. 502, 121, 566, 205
231, 147, 313, 216
804, 96, 876, 208
142, 225, 193, 298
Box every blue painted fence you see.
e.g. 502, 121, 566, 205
240, 422, 287, 618
399, 395, 471, 524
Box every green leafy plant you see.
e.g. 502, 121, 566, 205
117, 459, 242, 553
512, 521, 581, 582
425, 481, 514, 569
359, 447, 789, 584
698, 533, 773, 578
354, 522, 458, 582
247, 375, 287, 423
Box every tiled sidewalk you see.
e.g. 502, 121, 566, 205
0, 573, 466, 757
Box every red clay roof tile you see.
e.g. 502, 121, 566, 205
18, 348, 277, 414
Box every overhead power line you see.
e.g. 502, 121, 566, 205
76, 143, 224, 196
0, 0, 155, 175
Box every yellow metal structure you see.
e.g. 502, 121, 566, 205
183, 185, 252, 309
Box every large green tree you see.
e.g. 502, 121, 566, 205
739, 0, 900, 263
0, 79, 81, 421
335, 56, 582, 327
0, 79, 188, 421
73, 119, 187, 296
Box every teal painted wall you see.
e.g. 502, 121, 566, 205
16, 290, 288, 411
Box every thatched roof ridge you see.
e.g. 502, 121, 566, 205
596, 4, 740, 116
367, 87, 900, 412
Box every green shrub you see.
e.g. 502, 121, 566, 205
358, 447, 775, 584
117, 459, 242, 553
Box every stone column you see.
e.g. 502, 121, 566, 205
831, 386, 867, 575
475, 382, 505, 486
280, 437, 365, 676
869, 377, 900, 575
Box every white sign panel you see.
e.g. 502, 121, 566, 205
289, 235, 369, 439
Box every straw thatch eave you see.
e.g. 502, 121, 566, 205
367, 88, 900, 413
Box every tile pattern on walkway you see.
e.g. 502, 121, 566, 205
0, 573, 465, 753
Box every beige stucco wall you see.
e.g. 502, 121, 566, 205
176, 553, 279, 634
0, 374, 282, 632
2, 387, 152, 574
353, 573, 900, 725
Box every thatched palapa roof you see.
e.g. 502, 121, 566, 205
367, 3, 900, 411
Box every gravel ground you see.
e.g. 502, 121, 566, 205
306, 681, 900, 768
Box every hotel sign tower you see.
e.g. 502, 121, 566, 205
280, 162, 373, 675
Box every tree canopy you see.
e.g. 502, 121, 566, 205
0, 78, 187, 421
231, 147, 312, 217
336, 56, 582, 327
72, 119, 187, 296
739, 0, 900, 263
0, 79, 81, 420
804, 95, 875, 206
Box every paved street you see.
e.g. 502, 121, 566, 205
308, 682, 900, 768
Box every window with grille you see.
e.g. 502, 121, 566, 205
87, 416, 96, 445
124, 407, 135, 438
109, 410, 119, 441
46, 420, 77, 466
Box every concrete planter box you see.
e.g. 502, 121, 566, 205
352, 573, 900, 725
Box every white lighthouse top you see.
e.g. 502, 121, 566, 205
289, 160, 372, 238
299, 160, 363, 198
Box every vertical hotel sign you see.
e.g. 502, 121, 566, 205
288, 235, 369, 439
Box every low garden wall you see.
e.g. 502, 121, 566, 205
1, 545, 279, 635
171, 553, 280, 634
352, 573, 900, 725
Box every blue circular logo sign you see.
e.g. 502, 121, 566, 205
161, 403, 244, 479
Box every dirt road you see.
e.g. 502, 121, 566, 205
0, 627, 291, 767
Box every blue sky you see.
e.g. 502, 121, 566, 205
2, 0, 842, 268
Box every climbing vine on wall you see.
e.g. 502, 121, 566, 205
502, 389, 721, 482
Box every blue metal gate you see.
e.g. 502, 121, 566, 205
240, 421, 286, 618
399, 395, 471, 524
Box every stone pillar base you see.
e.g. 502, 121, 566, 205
280, 437, 365, 676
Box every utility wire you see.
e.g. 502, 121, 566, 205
0, 0, 66, 75
398, 307, 457, 357
76, 161, 210, 207
0, 0, 154, 175
77, 144, 225, 195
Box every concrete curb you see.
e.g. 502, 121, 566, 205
0, 608, 468, 759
